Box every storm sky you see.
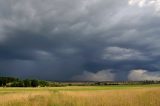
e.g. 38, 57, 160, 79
0, 0, 160, 81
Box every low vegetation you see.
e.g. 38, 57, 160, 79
0, 85, 160, 106
0, 77, 160, 106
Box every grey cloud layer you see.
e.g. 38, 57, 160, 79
0, 0, 160, 81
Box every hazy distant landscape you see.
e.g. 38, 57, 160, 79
1, 77, 160, 87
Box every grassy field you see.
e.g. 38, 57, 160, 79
0, 85, 160, 106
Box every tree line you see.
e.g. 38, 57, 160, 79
0, 77, 64, 87
0, 77, 160, 87
59, 80, 160, 86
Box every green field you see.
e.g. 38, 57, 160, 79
0, 85, 160, 106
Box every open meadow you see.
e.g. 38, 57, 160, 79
0, 85, 160, 106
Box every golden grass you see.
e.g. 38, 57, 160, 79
0, 87, 160, 106
0, 91, 50, 106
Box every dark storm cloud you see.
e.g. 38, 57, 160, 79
0, 0, 160, 81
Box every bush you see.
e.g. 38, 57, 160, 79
31, 80, 39, 87
24, 79, 31, 87
11, 81, 24, 87
39, 80, 49, 87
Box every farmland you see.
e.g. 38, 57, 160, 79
0, 85, 160, 106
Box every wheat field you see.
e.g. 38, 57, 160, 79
0, 85, 160, 106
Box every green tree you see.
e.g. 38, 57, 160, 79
11, 81, 24, 87
39, 80, 48, 87
2, 79, 7, 87
31, 80, 39, 87
0, 80, 2, 86
24, 79, 31, 87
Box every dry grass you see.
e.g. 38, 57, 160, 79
0, 87, 160, 106
0, 91, 50, 106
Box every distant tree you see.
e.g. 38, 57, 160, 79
11, 81, 24, 87
95, 82, 101, 86
0, 77, 19, 87
24, 79, 31, 87
39, 80, 48, 87
2, 79, 7, 87
0, 80, 2, 86
31, 80, 39, 87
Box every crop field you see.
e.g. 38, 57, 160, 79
0, 85, 160, 106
